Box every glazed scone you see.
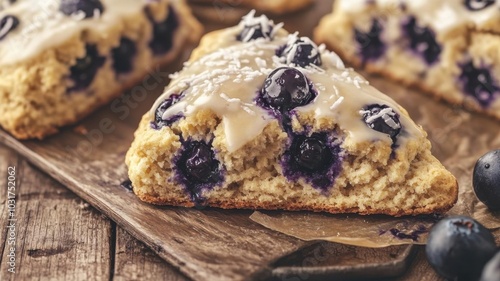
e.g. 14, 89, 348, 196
0, 0, 202, 139
188, 0, 313, 15
315, 0, 500, 120
126, 13, 458, 216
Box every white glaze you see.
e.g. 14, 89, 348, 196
0, 0, 172, 66
337, 0, 500, 35
152, 13, 424, 153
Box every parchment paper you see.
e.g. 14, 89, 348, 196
250, 75, 500, 248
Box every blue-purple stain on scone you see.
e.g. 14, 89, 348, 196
152, 92, 185, 129
459, 61, 499, 107
174, 140, 224, 204
354, 19, 385, 63
147, 5, 179, 55
402, 16, 441, 64
68, 44, 106, 92
281, 132, 343, 192
60, 0, 104, 19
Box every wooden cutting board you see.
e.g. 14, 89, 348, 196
2, 1, 499, 280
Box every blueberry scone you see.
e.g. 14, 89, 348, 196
315, 0, 500, 120
0, 0, 202, 139
126, 13, 458, 216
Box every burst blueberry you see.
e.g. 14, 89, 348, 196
426, 216, 497, 281
153, 93, 184, 129
259, 67, 316, 112
68, 44, 106, 92
361, 104, 401, 140
354, 19, 385, 63
465, 0, 496, 11
473, 149, 500, 210
148, 5, 179, 55
277, 37, 322, 67
60, 0, 104, 19
459, 61, 499, 107
0, 15, 19, 41
112, 37, 137, 74
402, 16, 441, 64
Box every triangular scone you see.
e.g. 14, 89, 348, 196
126, 12, 458, 216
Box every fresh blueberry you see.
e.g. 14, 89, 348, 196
258, 67, 316, 112
0, 15, 19, 41
152, 93, 184, 129
465, 0, 496, 11
294, 136, 331, 171
459, 61, 499, 107
112, 37, 137, 74
361, 104, 401, 140
354, 19, 385, 63
402, 16, 441, 64
426, 216, 497, 281
277, 37, 322, 67
473, 150, 500, 211
60, 0, 104, 19
68, 44, 106, 92
147, 5, 179, 55
480, 251, 500, 281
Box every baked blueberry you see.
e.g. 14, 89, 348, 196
0, 15, 19, 41
480, 251, 500, 281
402, 16, 441, 64
112, 37, 137, 74
68, 44, 106, 92
426, 216, 497, 281
282, 133, 343, 191
473, 150, 500, 210
354, 19, 385, 63
361, 104, 401, 140
277, 37, 322, 67
148, 6, 179, 55
258, 67, 316, 112
465, 0, 496, 11
459, 61, 499, 107
294, 136, 331, 171
176, 141, 223, 202
60, 0, 104, 19
152, 93, 184, 129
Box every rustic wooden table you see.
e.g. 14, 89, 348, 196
0, 145, 445, 280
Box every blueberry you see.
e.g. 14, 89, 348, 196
112, 37, 137, 74
181, 142, 220, 183
259, 67, 316, 112
68, 44, 106, 92
402, 16, 441, 64
459, 61, 499, 107
60, 0, 104, 19
0, 15, 19, 41
465, 0, 496, 11
294, 136, 331, 171
354, 19, 385, 63
152, 93, 184, 129
148, 5, 179, 55
480, 251, 500, 281
426, 216, 497, 281
277, 37, 322, 67
473, 150, 500, 210
361, 104, 401, 140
